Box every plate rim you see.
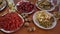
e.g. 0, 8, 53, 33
35, 0, 55, 11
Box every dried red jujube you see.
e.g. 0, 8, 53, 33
17, 2, 34, 13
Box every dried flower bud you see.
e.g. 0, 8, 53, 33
25, 18, 29, 22
27, 27, 36, 32
24, 14, 28, 17
24, 22, 29, 27
27, 18, 32, 22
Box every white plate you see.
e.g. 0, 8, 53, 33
0, 0, 7, 11
0, 13, 24, 33
36, 0, 55, 11
16, 0, 35, 14
33, 11, 57, 29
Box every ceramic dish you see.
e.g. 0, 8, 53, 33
0, 0, 7, 11
33, 11, 57, 29
36, 0, 55, 11
16, 0, 35, 14
0, 13, 24, 33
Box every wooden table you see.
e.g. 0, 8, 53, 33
0, 0, 60, 34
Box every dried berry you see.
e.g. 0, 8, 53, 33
17, 2, 34, 13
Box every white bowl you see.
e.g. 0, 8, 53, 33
16, 0, 35, 14
33, 11, 57, 29
36, 0, 55, 11
0, 13, 24, 33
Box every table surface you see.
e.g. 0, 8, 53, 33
0, 0, 60, 34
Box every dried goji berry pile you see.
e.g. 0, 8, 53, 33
0, 12, 24, 31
